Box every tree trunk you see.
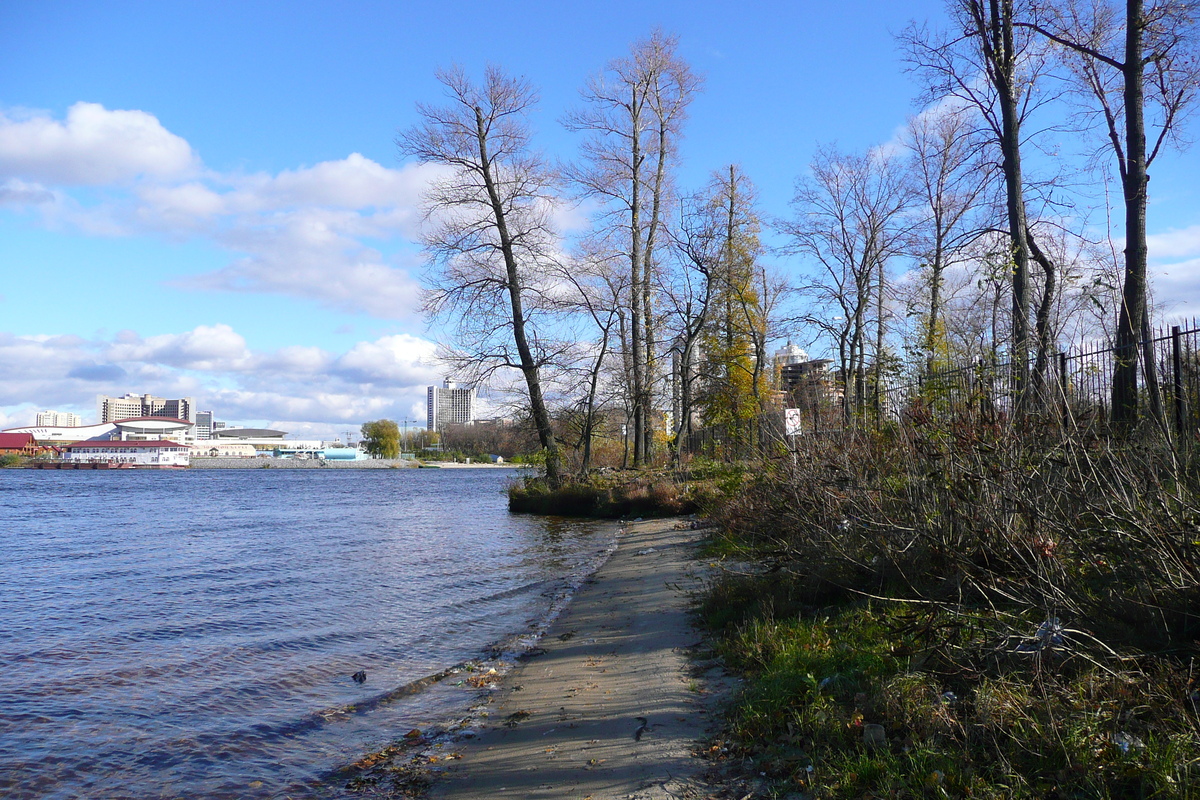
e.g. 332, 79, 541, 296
580, 326, 610, 475
927, 241, 944, 371
628, 84, 647, 467
874, 256, 886, 417
474, 106, 562, 488
1027, 230, 1057, 405
988, 0, 1033, 401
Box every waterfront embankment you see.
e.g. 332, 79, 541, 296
189, 458, 521, 469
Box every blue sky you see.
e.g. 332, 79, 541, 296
2, 1, 1198, 436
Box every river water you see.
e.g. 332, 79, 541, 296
0, 467, 615, 799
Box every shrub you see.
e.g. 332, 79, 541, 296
700, 419, 1200, 797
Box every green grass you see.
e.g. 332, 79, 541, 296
701, 572, 1200, 799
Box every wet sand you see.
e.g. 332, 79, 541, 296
425, 518, 726, 800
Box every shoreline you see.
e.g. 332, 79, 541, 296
188, 457, 524, 469
344, 517, 730, 800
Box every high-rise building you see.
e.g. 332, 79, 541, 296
195, 410, 214, 440
426, 379, 477, 433
97, 393, 195, 423
36, 410, 82, 427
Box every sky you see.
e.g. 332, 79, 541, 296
2, 1, 1199, 438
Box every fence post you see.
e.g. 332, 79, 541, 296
1058, 352, 1069, 426
1173, 325, 1184, 440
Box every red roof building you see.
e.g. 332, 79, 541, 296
0, 432, 37, 455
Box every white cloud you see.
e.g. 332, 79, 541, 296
0, 325, 443, 431
1149, 224, 1200, 261
335, 334, 439, 386
104, 324, 254, 371
178, 225, 424, 319
229, 153, 435, 213
0, 103, 447, 319
0, 178, 56, 206
0, 102, 197, 185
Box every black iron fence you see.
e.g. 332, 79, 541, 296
681, 321, 1200, 454
879, 322, 1200, 439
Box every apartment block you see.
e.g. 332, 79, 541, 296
426, 380, 477, 433
97, 393, 196, 423
35, 410, 82, 427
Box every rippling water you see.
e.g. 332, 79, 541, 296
0, 467, 614, 799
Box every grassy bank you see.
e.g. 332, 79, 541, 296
699, 421, 1200, 798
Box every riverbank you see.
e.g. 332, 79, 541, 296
189, 458, 522, 469
698, 430, 1200, 798
341, 517, 732, 799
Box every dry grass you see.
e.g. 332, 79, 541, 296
701, 415, 1200, 797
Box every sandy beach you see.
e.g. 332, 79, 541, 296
423, 517, 727, 800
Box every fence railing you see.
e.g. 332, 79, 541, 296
879, 323, 1200, 438
681, 321, 1200, 454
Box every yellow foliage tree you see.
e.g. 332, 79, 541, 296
697, 166, 768, 437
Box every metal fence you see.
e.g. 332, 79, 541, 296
681, 321, 1200, 454
879, 322, 1200, 439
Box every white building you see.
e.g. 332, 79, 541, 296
774, 342, 809, 370
62, 440, 190, 467
97, 393, 195, 423
190, 442, 257, 458
195, 410, 214, 440
36, 410, 82, 427
426, 379, 477, 432
5, 416, 192, 444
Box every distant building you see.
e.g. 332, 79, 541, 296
4, 422, 118, 445
62, 440, 190, 467
36, 410, 82, 427
3, 416, 191, 445
426, 379, 477, 433
111, 416, 194, 441
774, 342, 809, 373
97, 393, 195, 423
780, 359, 835, 392
190, 442, 257, 458
211, 427, 287, 440
195, 410, 214, 440
209, 428, 316, 453
0, 432, 38, 455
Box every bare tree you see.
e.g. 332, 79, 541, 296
398, 65, 566, 488
564, 30, 702, 467
785, 146, 914, 422
553, 249, 627, 474
903, 0, 1063, 401
1020, 0, 1199, 424
664, 193, 718, 456
903, 106, 996, 369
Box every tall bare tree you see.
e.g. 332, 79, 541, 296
1020, 0, 1199, 424
665, 193, 718, 456
903, 0, 1061, 401
564, 31, 702, 466
398, 66, 566, 487
785, 146, 913, 422
554, 250, 627, 474
903, 107, 995, 369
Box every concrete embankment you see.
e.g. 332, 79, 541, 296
190, 457, 416, 469
190, 458, 523, 469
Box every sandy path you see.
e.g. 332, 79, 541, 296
424, 518, 720, 800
